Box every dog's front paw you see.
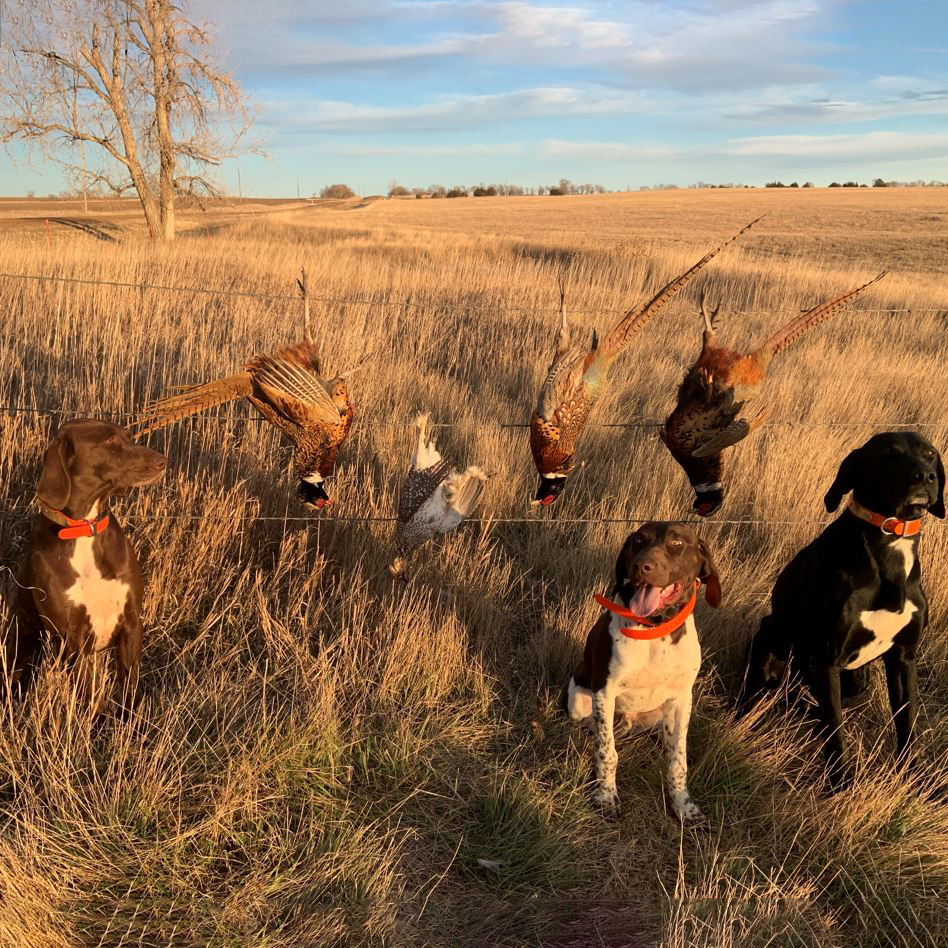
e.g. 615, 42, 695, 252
594, 785, 619, 811
675, 800, 706, 825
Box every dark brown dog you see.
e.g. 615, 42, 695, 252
7, 419, 165, 711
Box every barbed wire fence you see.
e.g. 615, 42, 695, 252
1, 268, 946, 530
2, 269, 946, 318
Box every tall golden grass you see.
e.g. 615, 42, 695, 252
1, 189, 948, 947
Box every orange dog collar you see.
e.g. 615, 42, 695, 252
848, 498, 923, 537
38, 502, 111, 540
595, 580, 700, 641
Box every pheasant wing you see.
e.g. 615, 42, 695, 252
691, 403, 772, 457
536, 354, 589, 422
250, 344, 341, 428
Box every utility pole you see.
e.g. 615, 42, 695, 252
81, 140, 88, 213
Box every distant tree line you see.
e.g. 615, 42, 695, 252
310, 177, 948, 202
383, 178, 607, 198
767, 179, 948, 189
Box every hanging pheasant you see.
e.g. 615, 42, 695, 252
391, 413, 487, 575
529, 218, 762, 506
661, 272, 886, 516
135, 272, 362, 509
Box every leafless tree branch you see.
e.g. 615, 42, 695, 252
0, 0, 259, 239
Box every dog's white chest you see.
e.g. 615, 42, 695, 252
65, 537, 130, 650
892, 538, 915, 578
846, 601, 918, 670
607, 614, 701, 711
843, 538, 919, 670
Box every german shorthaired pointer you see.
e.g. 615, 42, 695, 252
740, 431, 944, 788
563, 523, 722, 821
7, 419, 165, 711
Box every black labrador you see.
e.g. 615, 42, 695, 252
739, 431, 944, 787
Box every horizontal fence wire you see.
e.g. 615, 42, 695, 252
2, 509, 944, 528
0, 403, 944, 430
0, 269, 944, 318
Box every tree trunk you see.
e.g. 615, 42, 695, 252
151, 0, 176, 241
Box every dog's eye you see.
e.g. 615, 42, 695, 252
668, 538, 684, 549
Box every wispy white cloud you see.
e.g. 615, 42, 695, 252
727, 76, 948, 123
261, 85, 645, 132
325, 142, 525, 156
199, 0, 833, 92
541, 139, 683, 160
728, 130, 948, 160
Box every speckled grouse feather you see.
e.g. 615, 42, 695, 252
530, 218, 762, 481
393, 413, 487, 570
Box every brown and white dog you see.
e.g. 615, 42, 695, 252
6, 419, 165, 711
562, 523, 722, 821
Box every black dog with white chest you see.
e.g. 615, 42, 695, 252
740, 431, 944, 787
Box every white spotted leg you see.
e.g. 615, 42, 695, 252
662, 693, 705, 823
591, 689, 619, 809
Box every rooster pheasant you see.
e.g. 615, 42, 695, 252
529, 218, 762, 506
136, 276, 360, 508
661, 272, 887, 516
391, 413, 487, 574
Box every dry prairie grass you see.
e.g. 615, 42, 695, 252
0, 188, 947, 947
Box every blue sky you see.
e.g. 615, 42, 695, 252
6, 0, 948, 195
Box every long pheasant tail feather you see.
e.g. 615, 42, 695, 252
134, 373, 253, 437
298, 267, 314, 345
333, 349, 375, 381
601, 216, 764, 359
758, 271, 887, 360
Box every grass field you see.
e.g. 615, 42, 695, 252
1, 188, 948, 947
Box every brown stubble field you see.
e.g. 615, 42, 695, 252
1, 188, 948, 947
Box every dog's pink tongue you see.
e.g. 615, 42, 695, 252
627, 584, 665, 617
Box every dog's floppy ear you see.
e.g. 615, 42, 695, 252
37, 430, 73, 510
932, 449, 946, 519
697, 538, 722, 608
824, 447, 862, 512
614, 531, 637, 592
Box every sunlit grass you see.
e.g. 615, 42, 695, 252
1, 188, 947, 946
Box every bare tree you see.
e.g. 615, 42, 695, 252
0, 0, 255, 239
